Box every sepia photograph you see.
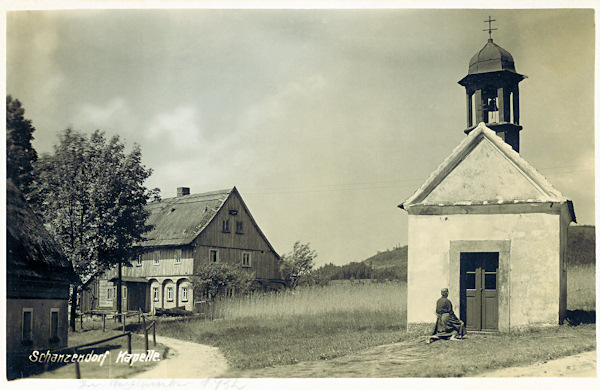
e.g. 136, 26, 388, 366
3, 1, 597, 388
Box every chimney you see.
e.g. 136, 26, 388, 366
177, 187, 190, 197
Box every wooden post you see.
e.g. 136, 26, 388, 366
127, 332, 132, 355
80, 313, 83, 330
102, 314, 106, 332
75, 352, 81, 379
122, 313, 126, 333
152, 322, 156, 346
142, 315, 149, 351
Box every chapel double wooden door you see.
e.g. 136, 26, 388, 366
460, 252, 499, 331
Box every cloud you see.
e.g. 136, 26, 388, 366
73, 97, 131, 129
145, 106, 205, 151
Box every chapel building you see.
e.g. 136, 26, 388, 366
400, 30, 575, 332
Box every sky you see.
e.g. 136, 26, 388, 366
4, 4, 596, 267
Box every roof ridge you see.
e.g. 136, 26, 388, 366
149, 188, 233, 205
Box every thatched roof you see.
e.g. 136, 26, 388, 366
138, 188, 232, 247
6, 179, 80, 284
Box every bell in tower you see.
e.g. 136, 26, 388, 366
458, 17, 526, 152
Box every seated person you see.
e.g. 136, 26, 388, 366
428, 288, 466, 342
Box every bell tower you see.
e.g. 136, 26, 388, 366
458, 17, 526, 152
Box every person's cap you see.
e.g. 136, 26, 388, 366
441, 288, 449, 294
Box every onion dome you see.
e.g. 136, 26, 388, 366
468, 39, 516, 75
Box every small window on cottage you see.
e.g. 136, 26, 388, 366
22, 309, 33, 343
166, 287, 173, 301
225, 287, 235, 298
236, 221, 244, 234
174, 249, 182, 264
136, 254, 142, 266
50, 309, 59, 342
210, 250, 218, 263
154, 251, 160, 266
242, 252, 251, 268
222, 219, 230, 233
152, 287, 159, 301
123, 286, 127, 299
182, 287, 188, 302
107, 287, 113, 300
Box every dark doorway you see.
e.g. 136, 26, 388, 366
460, 252, 499, 331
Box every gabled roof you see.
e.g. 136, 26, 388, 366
399, 123, 576, 222
139, 188, 232, 247
6, 179, 80, 284
138, 187, 279, 257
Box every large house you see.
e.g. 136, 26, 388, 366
81, 187, 285, 313
6, 180, 80, 380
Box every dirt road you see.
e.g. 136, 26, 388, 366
475, 350, 597, 377
131, 335, 229, 379
131, 336, 595, 378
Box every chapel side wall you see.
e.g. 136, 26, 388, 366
558, 207, 571, 323
407, 212, 562, 329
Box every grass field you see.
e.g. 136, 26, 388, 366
159, 282, 405, 369
155, 262, 596, 377
567, 263, 596, 311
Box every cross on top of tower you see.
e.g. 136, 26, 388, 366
484, 16, 497, 40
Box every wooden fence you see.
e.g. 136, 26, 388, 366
44, 332, 132, 379
76, 311, 142, 332
141, 314, 157, 351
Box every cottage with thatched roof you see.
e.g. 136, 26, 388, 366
6, 179, 80, 379
81, 187, 284, 314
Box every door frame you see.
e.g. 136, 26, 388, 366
460, 252, 499, 331
449, 240, 510, 332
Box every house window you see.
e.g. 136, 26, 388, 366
154, 251, 160, 266
152, 287, 159, 301
210, 250, 218, 263
136, 254, 142, 266
22, 309, 33, 343
50, 309, 59, 342
113, 287, 116, 300
107, 287, 113, 300
123, 286, 127, 299
242, 252, 251, 267
174, 249, 182, 264
225, 287, 235, 298
166, 287, 173, 301
222, 219, 230, 233
236, 221, 244, 234
182, 287, 188, 302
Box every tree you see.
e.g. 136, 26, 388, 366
33, 128, 158, 329
280, 241, 317, 289
191, 262, 253, 301
6, 95, 38, 196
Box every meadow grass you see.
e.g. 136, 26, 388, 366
214, 281, 405, 319
567, 263, 596, 311
157, 282, 406, 369
155, 268, 596, 376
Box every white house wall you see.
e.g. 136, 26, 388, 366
407, 212, 562, 330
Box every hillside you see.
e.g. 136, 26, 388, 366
568, 225, 595, 266
361, 225, 594, 269
313, 225, 594, 283
363, 246, 407, 269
